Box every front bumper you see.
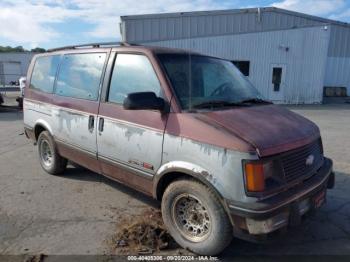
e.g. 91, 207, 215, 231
227, 157, 334, 236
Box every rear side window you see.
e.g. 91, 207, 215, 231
108, 54, 162, 104
55, 53, 106, 100
30, 55, 60, 93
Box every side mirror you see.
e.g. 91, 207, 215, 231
123, 92, 168, 112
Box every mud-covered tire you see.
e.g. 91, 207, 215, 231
161, 179, 233, 255
37, 131, 67, 175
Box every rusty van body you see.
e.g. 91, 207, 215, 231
23, 43, 335, 255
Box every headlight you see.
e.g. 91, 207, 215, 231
243, 160, 283, 193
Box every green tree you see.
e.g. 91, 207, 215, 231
0, 45, 46, 53
30, 47, 46, 53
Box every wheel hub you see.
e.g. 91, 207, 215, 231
40, 140, 53, 167
172, 194, 211, 242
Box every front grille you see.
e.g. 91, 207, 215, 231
280, 139, 323, 182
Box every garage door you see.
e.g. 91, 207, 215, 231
3, 62, 21, 84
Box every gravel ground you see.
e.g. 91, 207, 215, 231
0, 94, 349, 260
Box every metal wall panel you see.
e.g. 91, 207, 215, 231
123, 9, 327, 43
144, 26, 330, 104
324, 24, 350, 95
328, 25, 350, 57
325, 57, 350, 95
122, 8, 350, 102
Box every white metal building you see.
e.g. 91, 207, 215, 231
120, 7, 350, 104
0, 52, 35, 86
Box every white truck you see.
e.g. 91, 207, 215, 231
16, 76, 26, 108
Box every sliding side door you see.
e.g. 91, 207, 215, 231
52, 51, 108, 173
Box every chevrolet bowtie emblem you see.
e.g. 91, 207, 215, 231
306, 154, 315, 166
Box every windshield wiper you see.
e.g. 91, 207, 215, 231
192, 98, 272, 109
192, 100, 249, 109
238, 98, 272, 104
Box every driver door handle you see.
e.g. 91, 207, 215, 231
88, 115, 94, 132
98, 118, 104, 133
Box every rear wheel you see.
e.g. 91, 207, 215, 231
161, 179, 233, 255
38, 131, 67, 175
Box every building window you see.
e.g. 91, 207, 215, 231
232, 61, 250, 76
272, 67, 282, 92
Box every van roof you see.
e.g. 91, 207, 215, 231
46, 42, 198, 55
47, 42, 130, 52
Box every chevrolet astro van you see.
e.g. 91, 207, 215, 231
23, 43, 335, 255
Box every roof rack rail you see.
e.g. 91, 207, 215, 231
47, 41, 133, 52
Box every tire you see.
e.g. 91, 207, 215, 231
37, 131, 67, 175
161, 178, 233, 255
16, 97, 23, 109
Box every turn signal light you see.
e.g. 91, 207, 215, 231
245, 162, 265, 192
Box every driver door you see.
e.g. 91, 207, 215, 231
97, 52, 167, 194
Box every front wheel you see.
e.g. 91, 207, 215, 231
38, 131, 67, 175
161, 179, 233, 255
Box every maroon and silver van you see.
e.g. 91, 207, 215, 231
23, 43, 335, 255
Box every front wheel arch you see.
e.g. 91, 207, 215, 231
154, 169, 224, 204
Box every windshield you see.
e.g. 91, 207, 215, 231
158, 53, 265, 110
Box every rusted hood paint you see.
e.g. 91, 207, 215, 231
203, 105, 320, 157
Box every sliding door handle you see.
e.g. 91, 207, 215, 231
88, 115, 94, 132
98, 118, 104, 133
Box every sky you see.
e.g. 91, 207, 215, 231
0, 0, 349, 50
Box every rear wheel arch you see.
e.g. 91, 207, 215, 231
34, 125, 46, 141
34, 122, 53, 141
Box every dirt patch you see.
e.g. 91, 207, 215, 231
23, 254, 46, 262
110, 208, 179, 255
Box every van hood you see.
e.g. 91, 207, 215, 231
203, 105, 320, 157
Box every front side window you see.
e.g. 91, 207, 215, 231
158, 54, 263, 110
108, 54, 162, 104
30, 55, 60, 93
55, 53, 106, 100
